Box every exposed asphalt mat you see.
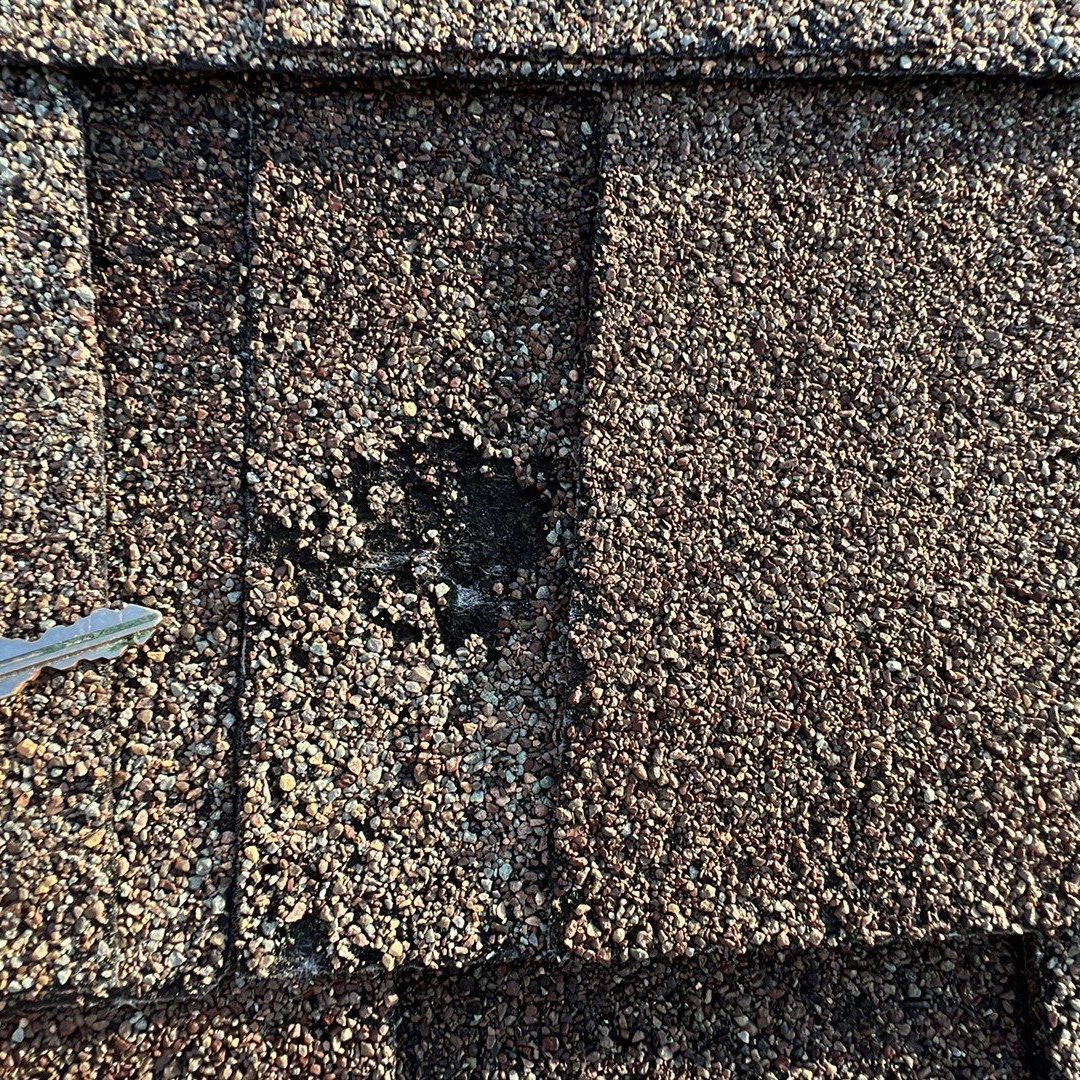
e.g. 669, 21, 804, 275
85, 79, 248, 995
558, 79, 1080, 962
0, 69, 113, 1000
237, 83, 595, 979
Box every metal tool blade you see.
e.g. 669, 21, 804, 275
0, 605, 163, 699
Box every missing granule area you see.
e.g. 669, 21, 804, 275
256, 434, 552, 662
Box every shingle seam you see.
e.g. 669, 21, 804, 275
4, 45, 1080, 85
549, 90, 615, 963
74, 68, 122, 1005
541, 86, 610, 967
220, 75, 259, 993
1014, 934, 1056, 1079
5, 55, 1080, 99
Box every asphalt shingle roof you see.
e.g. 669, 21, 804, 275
1, 8, 1079, 1075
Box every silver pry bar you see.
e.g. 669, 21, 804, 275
0, 605, 162, 699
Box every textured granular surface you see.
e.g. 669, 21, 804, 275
261, 0, 924, 58
0, 978, 396, 1078
3, 50, 1079, 1078
399, 937, 1027, 1078
235, 85, 596, 979
2, 1, 1080, 76
0, 0, 258, 68
1035, 930, 1080, 1078
559, 80, 1080, 962
86, 79, 247, 995
0, 939, 1028, 1077
0, 69, 112, 1000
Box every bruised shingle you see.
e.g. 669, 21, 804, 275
235, 84, 597, 980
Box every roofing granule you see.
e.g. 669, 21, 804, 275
85, 78, 248, 995
0, 68, 112, 1000
559, 79, 1080, 962
236, 84, 596, 979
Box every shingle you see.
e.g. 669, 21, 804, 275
0, 977, 396, 1078
0, 69, 113, 1000
2, 2, 1080, 76
559, 80, 1080, 962
1, 937, 1027, 1077
85, 79, 247, 994
0, 0, 259, 67
235, 85, 596, 979
398, 938, 1028, 1077
261, 0, 925, 56
1034, 930, 1080, 1078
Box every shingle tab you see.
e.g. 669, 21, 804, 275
2, 1, 1080, 77
399, 939, 1028, 1077
0, 0, 259, 67
1, 977, 396, 1076
86, 79, 247, 994
559, 81, 1080, 962
235, 85, 596, 979
0, 69, 112, 1000
261, 0, 926, 57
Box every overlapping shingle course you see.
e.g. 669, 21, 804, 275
1035, 930, 1080, 1078
1, 1, 1080, 76
399, 938, 1031, 1078
0, 938, 1033, 1077
2, 8, 1079, 1070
